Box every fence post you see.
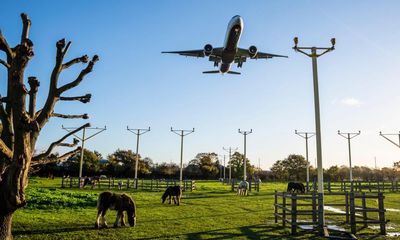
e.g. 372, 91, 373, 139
378, 192, 386, 235
350, 191, 356, 234
231, 179, 235, 192
312, 192, 317, 223
282, 192, 286, 227
361, 192, 367, 228
345, 192, 349, 223
274, 190, 278, 223
328, 180, 331, 193
61, 177, 65, 188
317, 193, 324, 234
291, 193, 297, 235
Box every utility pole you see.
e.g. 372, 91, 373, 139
127, 126, 150, 188
380, 131, 400, 148
62, 125, 106, 186
223, 147, 238, 183
295, 130, 315, 183
238, 129, 253, 181
338, 130, 361, 181
293, 37, 335, 229
171, 127, 195, 186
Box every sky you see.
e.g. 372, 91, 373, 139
1, 1, 400, 170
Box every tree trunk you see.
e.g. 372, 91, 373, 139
0, 212, 13, 240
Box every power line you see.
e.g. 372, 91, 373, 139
223, 146, 238, 183
295, 130, 315, 183
127, 126, 151, 188
293, 36, 335, 229
238, 129, 253, 181
171, 127, 195, 186
62, 124, 106, 184
338, 130, 361, 182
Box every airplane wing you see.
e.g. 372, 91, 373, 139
237, 48, 288, 59
162, 48, 223, 58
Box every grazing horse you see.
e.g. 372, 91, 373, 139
237, 181, 249, 196
95, 192, 136, 229
83, 176, 100, 189
161, 186, 182, 205
287, 182, 305, 193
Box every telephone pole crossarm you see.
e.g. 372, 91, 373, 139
379, 131, 400, 148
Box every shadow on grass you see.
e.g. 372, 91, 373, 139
13, 225, 95, 236
136, 224, 320, 240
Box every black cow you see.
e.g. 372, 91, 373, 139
287, 182, 305, 193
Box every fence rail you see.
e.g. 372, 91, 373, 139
61, 177, 196, 192
274, 191, 387, 236
306, 180, 399, 193
230, 179, 260, 192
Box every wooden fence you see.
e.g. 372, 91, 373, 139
274, 191, 387, 236
306, 180, 399, 193
61, 177, 195, 192
230, 179, 260, 192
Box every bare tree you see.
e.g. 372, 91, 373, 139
0, 14, 98, 239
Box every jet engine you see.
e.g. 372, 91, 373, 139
204, 44, 213, 56
248, 45, 258, 58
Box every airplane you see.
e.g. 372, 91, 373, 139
162, 15, 287, 75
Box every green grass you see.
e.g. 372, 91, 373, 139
11, 178, 400, 239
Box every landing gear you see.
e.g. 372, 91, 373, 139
214, 61, 219, 67
237, 61, 243, 68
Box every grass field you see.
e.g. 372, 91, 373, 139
12, 178, 400, 239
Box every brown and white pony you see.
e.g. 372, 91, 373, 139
95, 191, 136, 228
161, 186, 182, 205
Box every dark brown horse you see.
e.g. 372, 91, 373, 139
95, 192, 136, 228
161, 186, 182, 205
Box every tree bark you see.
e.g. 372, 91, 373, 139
0, 212, 13, 240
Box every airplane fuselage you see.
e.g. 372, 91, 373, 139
220, 15, 243, 73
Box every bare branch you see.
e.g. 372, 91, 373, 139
20, 13, 31, 44
58, 55, 99, 94
62, 55, 88, 69
58, 138, 79, 147
0, 30, 13, 58
32, 123, 89, 161
0, 59, 10, 69
36, 39, 72, 127
51, 113, 88, 119
28, 76, 40, 117
60, 94, 91, 103
31, 147, 81, 167
0, 138, 13, 159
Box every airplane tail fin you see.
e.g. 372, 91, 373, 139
202, 70, 241, 75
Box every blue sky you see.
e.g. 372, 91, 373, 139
1, 1, 400, 169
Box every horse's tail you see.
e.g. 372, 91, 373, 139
97, 194, 101, 209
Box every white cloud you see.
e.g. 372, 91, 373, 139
340, 97, 363, 107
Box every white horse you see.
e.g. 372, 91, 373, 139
237, 181, 249, 196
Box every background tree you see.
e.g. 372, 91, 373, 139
230, 152, 255, 180
270, 154, 307, 181
63, 149, 102, 177
0, 14, 98, 239
106, 149, 151, 177
186, 153, 219, 179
